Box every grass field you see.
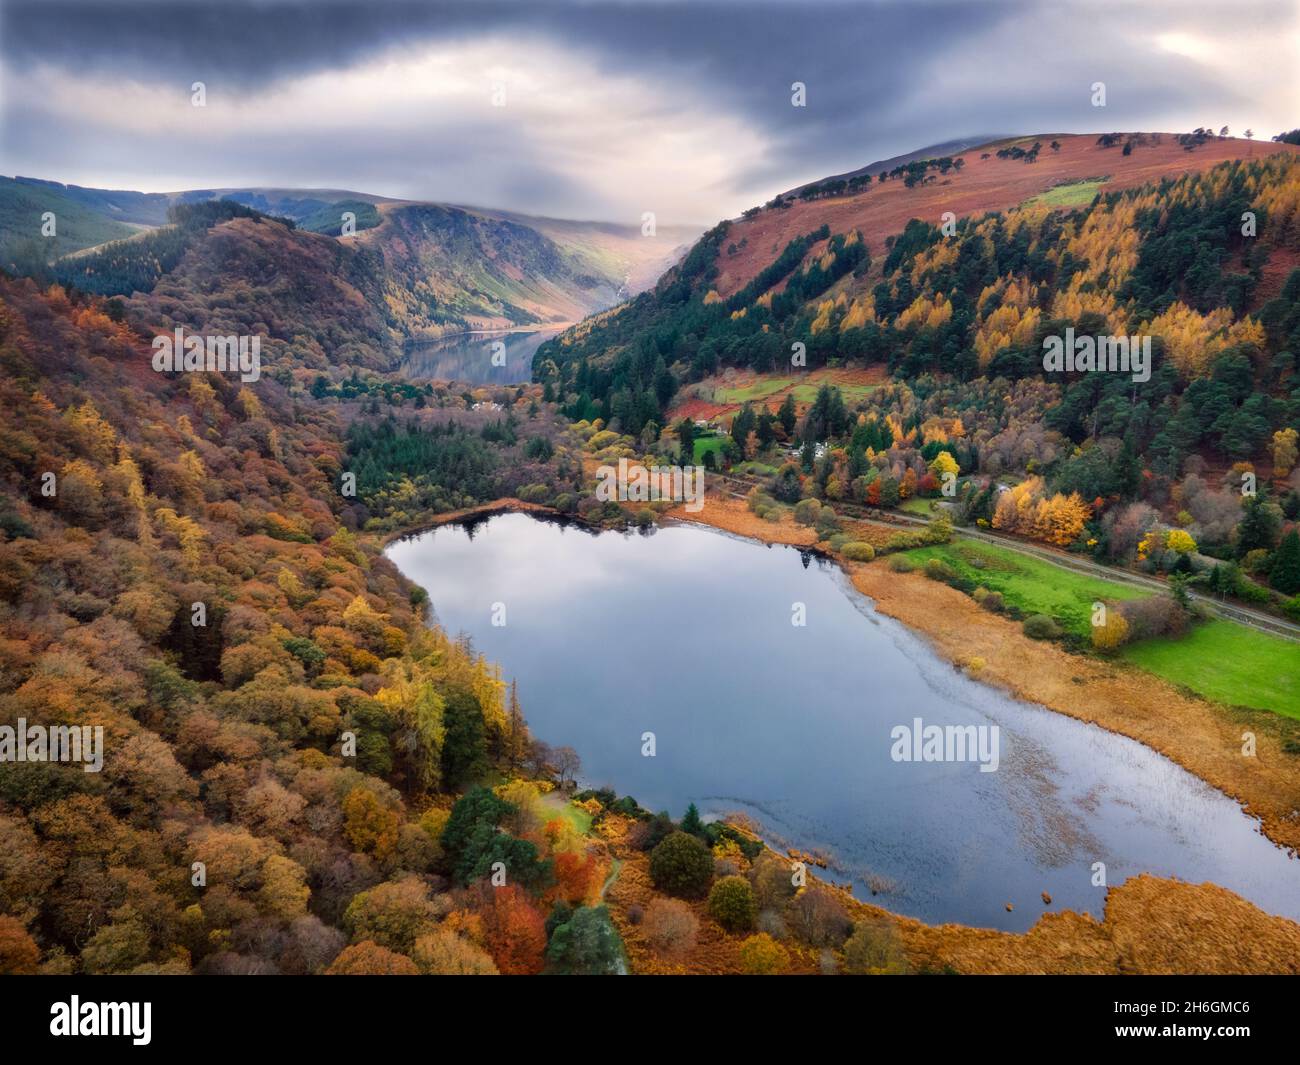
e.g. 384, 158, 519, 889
1122, 621, 1300, 719
900, 496, 937, 516
692, 434, 728, 465
712, 378, 791, 404
1025, 179, 1107, 209
899, 539, 1300, 717
900, 540, 1146, 638
733, 459, 779, 476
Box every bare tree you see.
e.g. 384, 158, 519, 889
553, 746, 581, 789
524, 739, 553, 779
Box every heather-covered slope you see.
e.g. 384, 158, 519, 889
715, 133, 1300, 299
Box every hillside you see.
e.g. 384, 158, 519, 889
6, 176, 172, 225
467, 208, 700, 300
358, 202, 685, 337
123, 211, 401, 372
0, 268, 601, 976
535, 131, 1300, 420
716, 133, 1300, 299
0, 179, 696, 341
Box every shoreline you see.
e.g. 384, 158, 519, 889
378, 497, 558, 548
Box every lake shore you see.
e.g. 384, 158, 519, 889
665, 494, 1300, 856
597, 811, 1300, 974
385, 495, 1300, 973
379, 497, 557, 547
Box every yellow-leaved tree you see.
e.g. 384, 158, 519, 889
1091, 608, 1129, 652
1272, 427, 1298, 477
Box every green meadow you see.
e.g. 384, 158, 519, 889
899, 539, 1300, 717
1025, 179, 1107, 209
1122, 620, 1300, 719
900, 540, 1146, 638
712, 378, 792, 404
900, 496, 938, 516
692, 434, 728, 465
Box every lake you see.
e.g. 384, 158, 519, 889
401, 327, 564, 385
386, 512, 1300, 931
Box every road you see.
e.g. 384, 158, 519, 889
708, 471, 1300, 643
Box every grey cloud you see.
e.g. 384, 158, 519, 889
1, 0, 1290, 220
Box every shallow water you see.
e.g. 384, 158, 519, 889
387, 512, 1300, 931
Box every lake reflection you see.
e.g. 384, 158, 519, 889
401, 327, 564, 385
387, 512, 1300, 931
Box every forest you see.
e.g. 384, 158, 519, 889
0, 273, 637, 975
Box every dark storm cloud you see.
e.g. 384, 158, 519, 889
2, 1, 997, 88
0, 0, 1291, 219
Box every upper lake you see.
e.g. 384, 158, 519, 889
386, 512, 1300, 931
401, 327, 564, 385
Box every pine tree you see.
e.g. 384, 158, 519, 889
680, 803, 705, 838
1270, 529, 1300, 595
1238, 495, 1280, 556
505, 681, 528, 769
778, 393, 797, 437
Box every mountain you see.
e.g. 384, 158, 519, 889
0, 179, 699, 340
122, 206, 400, 373
7, 176, 172, 225
466, 207, 700, 299
360, 202, 696, 337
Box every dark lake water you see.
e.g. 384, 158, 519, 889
400, 327, 564, 385
387, 512, 1300, 931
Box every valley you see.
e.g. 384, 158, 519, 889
4, 122, 1300, 981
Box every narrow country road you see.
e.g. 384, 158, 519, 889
708, 472, 1300, 644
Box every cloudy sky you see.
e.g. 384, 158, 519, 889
1, 0, 1296, 225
